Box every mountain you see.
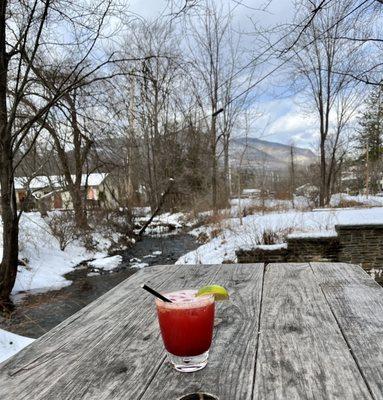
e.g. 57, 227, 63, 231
229, 137, 317, 171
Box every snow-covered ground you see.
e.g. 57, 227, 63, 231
134, 212, 191, 235
230, 193, 383, 218
2, 194, 382, 363
230, 195, 312, 216
0, 329, 34, 364
0, 210, 187, 363
330, 193, 383, 207
177, 206, 383, 265
8, 213, 125, 296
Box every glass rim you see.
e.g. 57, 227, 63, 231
155, 289, 214, 308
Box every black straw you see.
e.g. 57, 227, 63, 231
142, 284, 172, 303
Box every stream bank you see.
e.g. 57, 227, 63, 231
0, 233, 198, 338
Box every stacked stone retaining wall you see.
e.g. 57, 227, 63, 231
236, 223, 383, 279
336, 224, 383, 271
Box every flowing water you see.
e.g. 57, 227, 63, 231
0, 233, 198, 338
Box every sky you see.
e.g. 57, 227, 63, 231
124, 0, 338, 151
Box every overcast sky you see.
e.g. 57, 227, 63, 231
125, 0, 321, 150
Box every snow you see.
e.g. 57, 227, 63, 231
177, 207, 383, 265
143, 251, 162, 259
0, 329, 34, 364
89, 255, 122, 271
287, 230, 338, 239
256, 243, 288, 250
242, 189, 261, 196
330, 193, 383, 207
135, 212, 189, 235
229, 196, 312, 216
13, 173, 108, 191
130, 262, 149, 269
87, 272, 100, 277
151, 212, 186, 228
8, 212, 117, 295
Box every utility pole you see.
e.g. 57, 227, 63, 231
365, 140, 370, 197
126, 72, 135, 206
290, 145, 295, 209
211, 108, 223, 214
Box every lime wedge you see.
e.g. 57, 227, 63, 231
196, 285, 229, 301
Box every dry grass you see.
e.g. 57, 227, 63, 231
333, 199, 367, 208
242, 202, 290, 216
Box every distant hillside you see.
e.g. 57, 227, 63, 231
229, 137, 317, 171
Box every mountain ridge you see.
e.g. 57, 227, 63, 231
229, 136, 317, 171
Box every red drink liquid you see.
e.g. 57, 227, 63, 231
156, 290, 215, 357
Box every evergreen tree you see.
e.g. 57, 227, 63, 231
356, 86, 383, 193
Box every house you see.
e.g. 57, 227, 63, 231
14, 173, 120, 210
242, 188, 262, 198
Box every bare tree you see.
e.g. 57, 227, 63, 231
325, 1, 383, 87
185, 0, 243, 212
289, 0, 364, 205
0, 0, 129, 305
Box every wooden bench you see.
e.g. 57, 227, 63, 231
1, 262, 382, 399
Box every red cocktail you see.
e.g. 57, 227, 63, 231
155, 289, 215, 372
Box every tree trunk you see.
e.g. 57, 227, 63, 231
319, 140, 327, 206
0, 0, 19, 304
72, 183, 87, 228
223, 136, 230, 207
0, 166, 19, 304
290, 145, 295, 209
211, 114, 218, 213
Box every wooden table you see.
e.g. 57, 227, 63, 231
1, 262, 382, 399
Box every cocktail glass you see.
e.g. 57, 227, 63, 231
155, 289, 215, 372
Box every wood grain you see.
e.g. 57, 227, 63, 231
310, 262, 383, 400
139, 263, 264, 400
0, 264, 222, 399
1, 262, 381, 400
253, 263, 373, 400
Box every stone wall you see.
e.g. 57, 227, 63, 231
287, 236, 339, 262
336, 224, 383, 271
236, 235, 340, 264
236, 223, 383, 281
236, 247, 288, 264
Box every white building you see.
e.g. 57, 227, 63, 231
14, 173, 119, 210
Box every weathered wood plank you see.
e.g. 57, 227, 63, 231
0, 264, 223, 399
139, 263, 264, 400
1, 262, 380, 400
253, 263, 373, 400
310, 262, 383, 400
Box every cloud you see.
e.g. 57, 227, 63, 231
244, 95, 319, 149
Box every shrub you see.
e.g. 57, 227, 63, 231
88, 209, 133, 236
242, 202, 289, 216
259, 229, 280, 245
334, 199, 366, 208
196, 232, 209, 244
210, 228, 222, 239
246, 226, 295, 248
48, 212, 78, 251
